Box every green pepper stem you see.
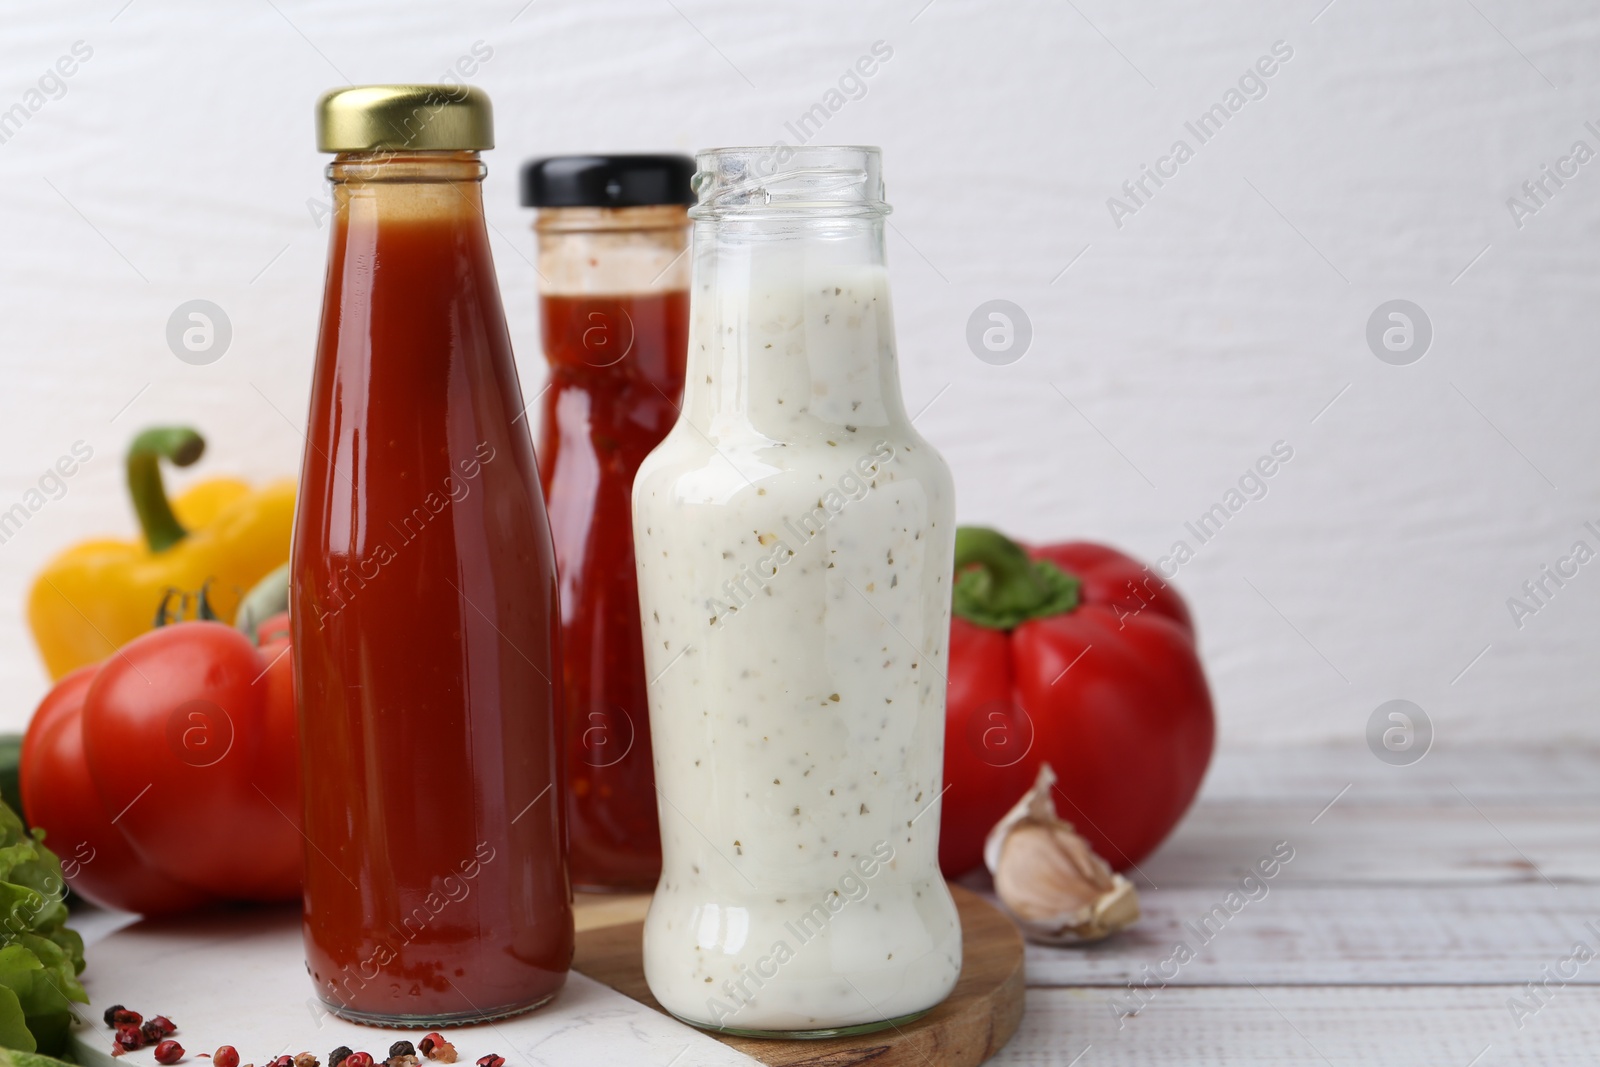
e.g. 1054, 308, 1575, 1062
952, 525, 1080, 631
127, 427, 205, 554
235, 562, 290, 643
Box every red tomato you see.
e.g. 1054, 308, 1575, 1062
941, 532, 1214, 877
253, 616, 301, 879
81, 621, 301, 901
256, 610, 291, 647
21, 667, 213, 915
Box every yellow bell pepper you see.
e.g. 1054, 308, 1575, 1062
27, 427, 295, 680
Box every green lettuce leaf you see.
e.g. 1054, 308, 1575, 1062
0, 801, 86, 1054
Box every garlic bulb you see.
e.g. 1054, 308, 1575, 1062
984, 763, 1140, 944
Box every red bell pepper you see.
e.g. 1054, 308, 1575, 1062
20, 605, 301, 913
941, 527, 1214, 876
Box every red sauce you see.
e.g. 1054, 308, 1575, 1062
292, 173, 573, 1024
537, 291, 687, 891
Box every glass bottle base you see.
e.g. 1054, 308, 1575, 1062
668, 1006, 932, 1041
321, 988, 561, 1028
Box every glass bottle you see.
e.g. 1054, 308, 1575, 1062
292, 85, 572, 1026
521, 155, 693, 893
633, 146, 962, 1037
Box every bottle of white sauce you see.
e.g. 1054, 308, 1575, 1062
634, 146, 961, 1037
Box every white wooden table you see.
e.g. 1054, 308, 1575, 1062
983, 744, 1600, 1066
70, 744, 1600, 1066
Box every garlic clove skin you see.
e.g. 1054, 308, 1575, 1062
985, 763, 1140, 945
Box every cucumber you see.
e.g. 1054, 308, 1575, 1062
0, 734, 22, 826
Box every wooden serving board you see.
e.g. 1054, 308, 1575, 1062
572, 884, 1024, 1067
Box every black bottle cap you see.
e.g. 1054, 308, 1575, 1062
520, 154, 696, 208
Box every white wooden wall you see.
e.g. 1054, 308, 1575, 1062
2, 0, 1598, 750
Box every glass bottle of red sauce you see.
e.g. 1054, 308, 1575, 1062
292, 85, 573, 1025
519, 156, 693, 892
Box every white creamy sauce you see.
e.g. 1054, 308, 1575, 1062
634, 261, 961, 1032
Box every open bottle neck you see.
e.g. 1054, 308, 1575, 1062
678, 148, 906, 438
679, 209, 909, 438
689, 145, 889, 221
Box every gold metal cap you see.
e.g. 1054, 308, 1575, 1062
316, 84, 494, 153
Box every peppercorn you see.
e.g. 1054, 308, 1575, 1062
417, 1036, 455, 1064
344, 1053, 375, 1067
148, 1015, 179, 1036
328, 1048, 353, 1067
154, 1040, 185, 1065
475, 1056, 505, 1067
115, 1024, 145, 1051
106, 1005, 143, 1027
215, 1046, 241, 1067
294, 1053, 320, 1067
